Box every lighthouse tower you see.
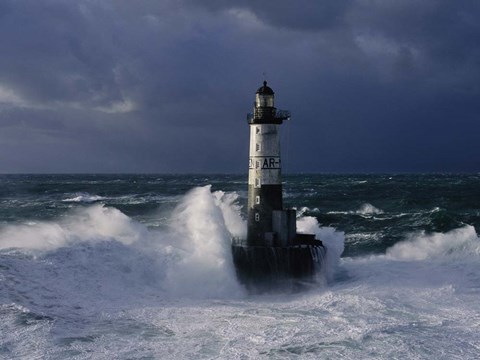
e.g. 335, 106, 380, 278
247, 81, 292, 246
232, 81, 325, 284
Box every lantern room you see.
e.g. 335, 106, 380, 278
255, 81, 275, 108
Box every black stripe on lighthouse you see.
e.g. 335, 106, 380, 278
247, 184, 283, 246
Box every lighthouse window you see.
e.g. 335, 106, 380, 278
266, 96, 274, 107
255, 178, 261, 188
255, 196, 260, 204
256, 126, 260, 134
255, 213, 260, 222
255, 161, 260, 169
256, 143, 261, 152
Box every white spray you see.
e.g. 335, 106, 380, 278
162, 186, 245, 298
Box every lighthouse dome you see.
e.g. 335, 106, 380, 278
256, 81, 274, 95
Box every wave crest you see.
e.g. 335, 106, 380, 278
0, 205, 144, 251
386, 225, 480, 261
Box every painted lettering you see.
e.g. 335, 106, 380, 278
250, 157, 281, 169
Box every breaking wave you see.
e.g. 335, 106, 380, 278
386, 225, 480, 261
0, 186, 344, 306
0, 186, 246, 302
161, 186, 244, 298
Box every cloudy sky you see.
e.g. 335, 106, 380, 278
0, 0, 479, 173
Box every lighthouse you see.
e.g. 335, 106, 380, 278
232, 81, 325, 284
247, 81, 291, 247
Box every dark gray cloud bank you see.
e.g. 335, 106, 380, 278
0, 0, 479, 173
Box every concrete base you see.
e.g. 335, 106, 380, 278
231, 243, 326, 288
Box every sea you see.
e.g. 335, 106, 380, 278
0, 174, 479, 359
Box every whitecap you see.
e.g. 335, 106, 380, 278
356, 203, 384, 215
62, 193, 106, 203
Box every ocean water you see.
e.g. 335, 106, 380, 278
0, 174, 479, 359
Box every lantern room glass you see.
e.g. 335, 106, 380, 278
256, 94, 274, 108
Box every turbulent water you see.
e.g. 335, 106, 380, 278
1, 174, 479, 359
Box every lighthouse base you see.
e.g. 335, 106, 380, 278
231, 242, 326, 288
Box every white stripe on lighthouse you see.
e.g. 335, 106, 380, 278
248, 124, 282, 186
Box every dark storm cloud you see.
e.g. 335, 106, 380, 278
186, 0, 352, 31
0, 0, 479, 173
